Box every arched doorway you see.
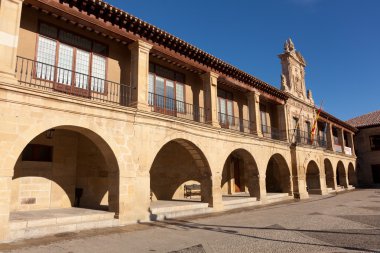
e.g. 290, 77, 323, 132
221, 149, 260, 198
306, 161, 321, 194
324, 159, 335, 189
150, 139, 212, 205
348, 163, 357, 186
265, 154, 291, 194
11, 126, 119, 213
337, 161, 348, 188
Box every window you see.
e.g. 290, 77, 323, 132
305, 121, 311, 141
260, 104, 268, 133
332, 127, 340, 145
370, 135, 380, 151
35, 22, 107, 94
218, 89, 234, 127
148, 63, 185, 113
22, 144, 53, 162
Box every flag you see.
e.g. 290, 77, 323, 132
311, 101, 323, 143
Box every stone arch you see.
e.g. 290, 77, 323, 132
324, 158, 335, 189
306, 160, 321, 194
221, 149, 260, 198
337, 161, 348, 188
265, 154, 291, 194
149, 138, 212, 205
11, 125, 120, 213
348, 162, 357, 186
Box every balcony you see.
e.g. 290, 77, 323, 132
148, 92, 207, 123
218, 112, 253, 134
15, 56, 131, 106
289, 129, 327, 148
261, 125, 286, 141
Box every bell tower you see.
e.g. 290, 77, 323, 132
278, 38, 313, 104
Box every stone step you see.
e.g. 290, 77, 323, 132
265, 193, 293, 204
223, 197, 260, 210
327, 187, 335, 193
9, 209, 118, 241
150, 203, 213, 221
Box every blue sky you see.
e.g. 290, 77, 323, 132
107, 0, 379, 120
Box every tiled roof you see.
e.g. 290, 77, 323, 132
347, 110, 380, 128
42, 0, 288, 100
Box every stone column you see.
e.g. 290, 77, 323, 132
247, 91, 262, 136
201, 72, 220, 127
118, 175, 151, 224
339, 129, 345, 154
326, 123, 334, 151
0, 0, 23, 85
257, 175, 267, 202
128, 40, 153, 110
348, 133, 356, 156
203, 174, 224, 211
319, 173, 328, 195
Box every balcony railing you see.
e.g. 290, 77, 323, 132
15, 56, 131, 106
148, 92, 206, 123
289, 129, 327, 148
261, 124, 286, 140
218, 112, 253, 134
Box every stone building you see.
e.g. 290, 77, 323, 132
0, 0, 357, 241
347, 110, 380, 186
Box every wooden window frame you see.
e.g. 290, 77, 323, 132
217, 88, 234, 128
34, 21, 109, 97
370, 135, 380, 151
148, 63, 186, 116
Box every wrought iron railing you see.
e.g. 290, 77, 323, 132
15, 56, 131, 106
289, 129, 327, 148
261, 124, 287, 140
218, 112, 253, 134
148, 92, 207, 123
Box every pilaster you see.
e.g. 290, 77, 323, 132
128, 40, 153, 111
0, 0, 24, 85
201, 72, 220, 127
247, 91, 262, 136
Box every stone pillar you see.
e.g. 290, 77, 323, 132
204, 174, 224, 211
247, 91, 262, 136
348, 133, 356, 156
256, 175, 267, 202
0, 0, 24, 241
339, 129, 345, 154
202, 72, 220, 127
118, 175, 151, 224
277, 104, 289, 141
0, 0, 23, 85
326, 123, 334, 151
319, 174, 328, 195
128, 40, 153, 110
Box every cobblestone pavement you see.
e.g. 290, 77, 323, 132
1, 189, 379, 253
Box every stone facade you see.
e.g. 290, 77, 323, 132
0, 0, 357, 241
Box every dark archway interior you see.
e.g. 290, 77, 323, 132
348, 163, 357, 186
12, 127, 119, 213
306, 161, 321, 193
150, 139, 212, 204
221, 149, 260, 198
337, 161, 348, 188
325, 159, 335, 189
266, 154, 290, 194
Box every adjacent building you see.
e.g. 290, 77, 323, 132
347, 110, 380, 186
0, 0, 357, 242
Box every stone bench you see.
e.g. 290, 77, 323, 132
184, 184, 201, 199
